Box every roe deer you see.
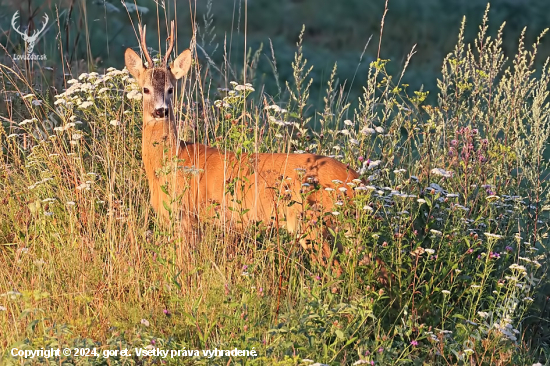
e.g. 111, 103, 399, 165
125, 22, 363, 271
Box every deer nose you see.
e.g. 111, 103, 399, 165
153, 107, 168, 118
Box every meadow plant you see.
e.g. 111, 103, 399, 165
0, 4, 549, 365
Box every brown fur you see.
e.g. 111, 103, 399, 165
125, 32, 362, 269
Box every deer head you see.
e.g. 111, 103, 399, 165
11, 11, 49, 55
124, 21, 192, 123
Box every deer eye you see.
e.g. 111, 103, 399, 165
143, 88, 150, 94
167, 88, 173, 95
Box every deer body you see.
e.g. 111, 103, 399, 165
126, 22, 361, 264
141, 113, 359, 237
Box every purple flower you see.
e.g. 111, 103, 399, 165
448, 147, 455, 156
410, 340, 418, 346
505, 246, 513, 252
478, 155, 487, 163
477, 254, 482, 260
358, 156, 364, 162
451, 139, 458, 146
378, 347, 384, 353
472, 128, 479, 135
163, 309, 171, 316
151, 339, 156, 345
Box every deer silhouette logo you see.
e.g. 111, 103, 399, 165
11, 11, 49, 55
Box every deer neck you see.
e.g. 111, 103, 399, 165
141, 110, 179, 182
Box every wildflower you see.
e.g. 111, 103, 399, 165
417, 198, 426, 204
431, 168, 453, 178
489, 252, 501, 259
523, 297, 534, 302
375, 126, 385, 134
66, 201, 76, 206
79, 101, 93, 109
486, 195, 500, 201
72, 133, 82, 140
110, 120, 120, 126
331, 211, 340, 216
484, 232, 503, 240
363, 205, 373, 212
126, 90, 142, 100
378, 347, 383, 353
470, 284, 481, 289
235, 83, 255, 92
368, 160, 382, 169
19, 118, 37, 126
338, 187, 347, 192
478, 311, 489, 318
441, 290, 450, 295
332, 179, 343, 185
450, 139, 458, 146
410, 340, 418, 346
214, 100, 231, 108
325, 187, 334, 192
361, 127, 376, 135
425, 248, 435, 255
31, 99, 43, 106
430, 229, 443, 236
22, 93, 35, 99
76, 183, 90, 190
0, 306, 6, 311
349, 138, 360, 145
140, 319, 150, 327
509, 264, 527, 271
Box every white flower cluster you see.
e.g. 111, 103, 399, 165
54, 68, 132, 110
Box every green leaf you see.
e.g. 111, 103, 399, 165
162, 200, 172, 214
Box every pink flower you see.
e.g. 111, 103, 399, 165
410, 340, 418, 346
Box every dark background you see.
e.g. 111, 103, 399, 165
1, 0, 550, 104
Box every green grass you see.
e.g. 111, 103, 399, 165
0, 2, 549, 365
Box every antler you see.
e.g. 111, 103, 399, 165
11, 11, 27, 38
138, 24, 154, 68
30, 14, 49, 40
163, 20, 175, 66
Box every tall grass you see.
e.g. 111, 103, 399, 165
0, 2, 549, 365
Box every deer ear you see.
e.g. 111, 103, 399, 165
125, 48, 146, 80
171, 49, 192, 80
